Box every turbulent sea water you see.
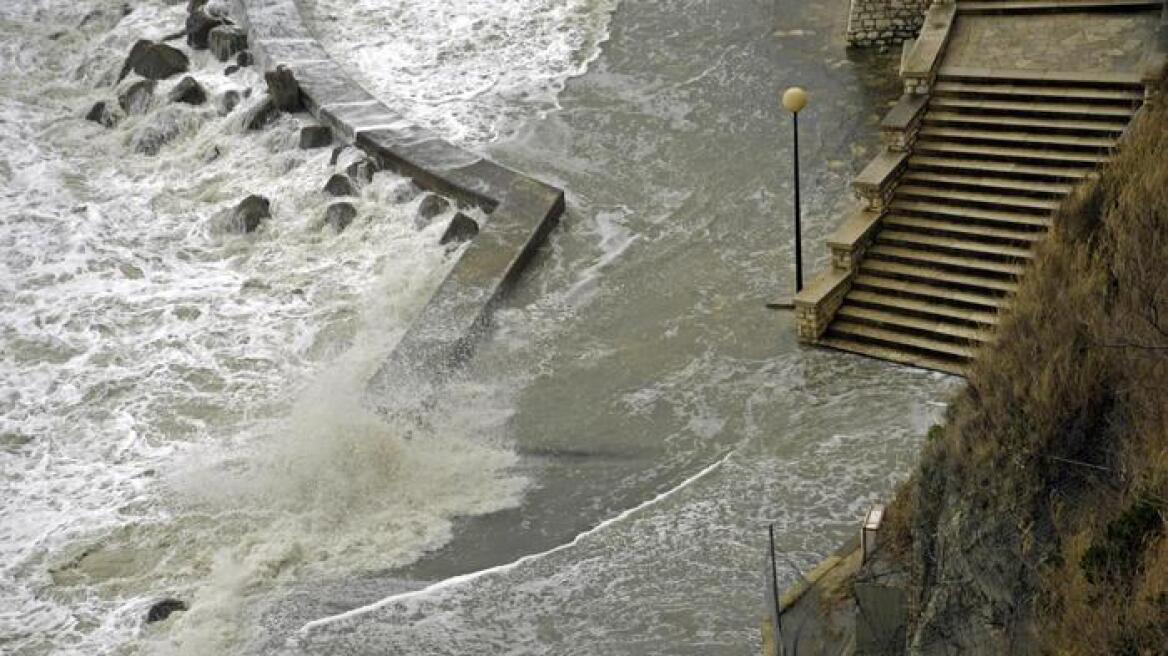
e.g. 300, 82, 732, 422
2, 0, 956, 654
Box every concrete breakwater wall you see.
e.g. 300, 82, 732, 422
232, 0, 566, 409
846, 0, 930, 48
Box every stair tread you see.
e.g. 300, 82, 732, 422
895, 185, 1061, 211
925, 111, 1127, 133
847, 289, 1000, 325
930, 96, 1137, 117
919, 126, 1117, 148
903, 169, 1078, 193
869, 244, 1028, 275
861, 259, 1020, 292
878, 230, 1036, 259
891, 200, 1052, 227
932, 80, 1145, 102
828, 320, 979, 359
883, 214, 1045, 242
914, 140, 1110, 164
937, 66, 1145, 87
958, 0, 1162, 13
853, 274, 1010, 308
838, 304, 996, 341
819, 336, 969, 375
909, 155, 1093, 179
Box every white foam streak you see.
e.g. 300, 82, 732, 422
296, 448, 735, 636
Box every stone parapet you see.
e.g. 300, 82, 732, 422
853, 150, 909, 211
899, 2, 957, 94
794, 269, 853, 343
828, 207, 883, 271
880, 93, 929, 151
845, 0, 931, 49
231, 0, 566, 412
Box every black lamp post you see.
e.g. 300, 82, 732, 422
782, 86, 808, 294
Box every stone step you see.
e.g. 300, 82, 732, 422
878, 230, 1036, 260
902, 170, 1074, 195
908, 156, 1092, 180
919, 126, 1117, 149
937, 66, 1145, 89
891, 200, 1052, 227
861, 258, 1020, 293
818, 335, 969, 375
828, 320, 978, 359
914, 140, 1110, 164
852, 274, 1010, 309
869, 243, 1028, 276
925, 111, 1128, 134
932, 80, 1145, 102
956, 0, 1163, 14
838, 304, 995, 341
883, 214, 1045, 243
929, 96, 1137, 118
895, 185, 1061, 211
847, 289, 1001, 325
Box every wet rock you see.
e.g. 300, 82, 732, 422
228, 195, 270, 233
131, 111, 182, 155
120, 41, 189, 82
85, 100, 118, 128
236, 50, 254, 68
387, 179, 421, 203
167, 76, 205, 105
328, 146, 346, 166
185, 9, 226, 50
299, 125, 332, 149
345, 159, 375, 185
242, 97, 278, 130
416, 193, 450, 222
439, 212, 480, 245
264, 65, 301, 112
118, 79, 155, 115
224, 65, 239, 76
208, 25, 247, 62
146, 598, 187, 623
324, 202, 357, 232
323, 173, 356, 197
217, 89, 241, 115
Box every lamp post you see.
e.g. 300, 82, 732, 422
782, 86, 807, 294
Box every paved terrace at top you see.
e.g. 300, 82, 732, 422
230, 0, 565, 414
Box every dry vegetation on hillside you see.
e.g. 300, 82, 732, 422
886, 72, 1168, 655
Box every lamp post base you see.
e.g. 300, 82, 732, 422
766, 298, 795, 310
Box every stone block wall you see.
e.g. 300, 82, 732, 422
846, 0, 931, 48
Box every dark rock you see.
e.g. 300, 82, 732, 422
85, 101, 118, 128
187, 0, 208, 12
146, 598, 187, 623
217, 89, 241, 115
208, 25, 247, 62
324, 202, 357, 232
416, 193, 450, 222
328, 146, 345, 166
121, 41, 189, 81
264, 65, 301, 112
160, 29, 187, 43
236, 50, 254, 68
323, 173, 356, 197
116, 39, 152, 83
118, 79, 155, 115
48, 31, 66, 41
185, 9, 226, 50
229, 195, 270, 233
388, 179, 421, 203
167, 76, 205, 105
242, 98, 278, 130
224, 65, 239, 76
439, 212, 480, 245
299, 125, 332, 149
345, 159, 375, 184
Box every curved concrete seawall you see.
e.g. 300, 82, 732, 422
231, 0, 566, 409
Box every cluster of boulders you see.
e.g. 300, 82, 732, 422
80, 0, 481, 245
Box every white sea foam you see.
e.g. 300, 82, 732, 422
0, 1, 541, 654
301, 0, 619, 145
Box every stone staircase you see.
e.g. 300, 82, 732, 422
820, 69, 1145, 374
793, 0, 1164, 375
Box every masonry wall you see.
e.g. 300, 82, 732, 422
846, 0, 931, 48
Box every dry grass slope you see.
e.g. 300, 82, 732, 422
886, 71, 1168, 655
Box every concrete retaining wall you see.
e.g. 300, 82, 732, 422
846, 0, 931, 48
233, 0, 566, 412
